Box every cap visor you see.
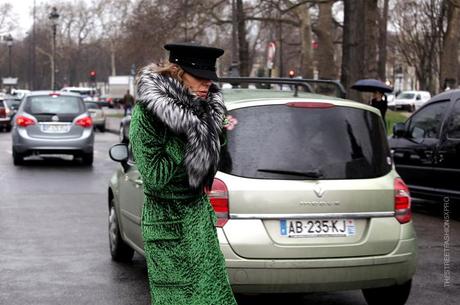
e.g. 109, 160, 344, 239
181, 65, 218, 81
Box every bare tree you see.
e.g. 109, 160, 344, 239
440, 0, 460, 89
236, 0, 250, 76
295, 4, 314, 78
94, 0, 132, 76
0, 3, 16, 34
391, 0, 444, 93
341, 0, 365, 101
377, 0, 389, 81
313, 0, 338, 79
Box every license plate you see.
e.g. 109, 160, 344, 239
40, 124, 71, 133
280, 219, 356, 238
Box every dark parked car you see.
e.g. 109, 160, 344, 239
0, 95, 22, 132
389, 89, 460, 202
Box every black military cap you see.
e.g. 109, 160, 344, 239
164, 42, 224, 81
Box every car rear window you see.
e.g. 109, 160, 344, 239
85, 102, 100, 109
219, 104, 391, 180
398, 93, 414, 99
69, 89, 95, 96
5, 99, 21, 110
24, 95, 84, 115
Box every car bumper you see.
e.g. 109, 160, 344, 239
92, 118, 106, 127
0, 117, 12, 126
12, 128, 94, 155
217, 223, 416, 293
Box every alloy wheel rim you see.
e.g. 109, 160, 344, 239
109, 207, 118, 250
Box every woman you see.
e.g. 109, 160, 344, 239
129, 43, 237, 305
370, 90, 388, 121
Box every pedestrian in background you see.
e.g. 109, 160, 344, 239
370, 90, 388, 122
122, 90, 134, 115
129, 42, 237, 305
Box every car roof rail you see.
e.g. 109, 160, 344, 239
218, 77, 347, 98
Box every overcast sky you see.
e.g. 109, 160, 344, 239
1, 0, 39, 35
1, 0, 77, 37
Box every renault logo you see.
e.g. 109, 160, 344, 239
313, 183, 325, 198
51, 115, 59, 122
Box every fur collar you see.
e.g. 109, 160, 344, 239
136, 66, 226, 189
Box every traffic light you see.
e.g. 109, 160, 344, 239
288, 70, 295, 78
89, 70, 96, 82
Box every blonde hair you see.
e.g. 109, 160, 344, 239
136, 62, 185, 90
154, 63, 185, 82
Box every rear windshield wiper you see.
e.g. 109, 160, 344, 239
257, 168, 323, 179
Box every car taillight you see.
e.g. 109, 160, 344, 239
286, 102, 335, 108
16, 115, 36, 127
206, 178, 229, 227
395, 178, 412, 224
75, 116, 93, 128
0, 107, 5, 116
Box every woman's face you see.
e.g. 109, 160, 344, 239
182, 72, 212, 99
372, 91, 383, 100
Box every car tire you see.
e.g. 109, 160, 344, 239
12, 149, 24, 166
109, 204, 134, 262
99, 125, 106, 132
6, 125, 12, 132
82, 152, 94, 166
409, 104, 415, 112
362, 280, 412, 305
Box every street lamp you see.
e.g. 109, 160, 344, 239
48, 7, 59, 90
4, 33, 13, 77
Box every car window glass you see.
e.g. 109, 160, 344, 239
407, 100, 449, 139
446, 100, 460, 139
5, 99, 21, 110
220, 104, 391, 180
398, 93, 414, 99
25, 96, 83, 114
85, 102, 100, 109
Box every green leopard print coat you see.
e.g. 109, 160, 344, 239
129, 66, 236, 305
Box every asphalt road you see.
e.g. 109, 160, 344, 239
0, 131, 458, 305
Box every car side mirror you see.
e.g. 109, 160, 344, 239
109, 144, 130, 171
393, 122, 406, 138
109, 144, 129, 162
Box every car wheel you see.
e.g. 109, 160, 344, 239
362, 280, 412, 305
6, 125, 12, 132
109, 204, 134, 262
82, 152, 94, 166
409, 104, 415, 112
12, 149, 24, 166
99, 125, 106, 132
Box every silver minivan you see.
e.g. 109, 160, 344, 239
11, 91, 95, 165
108, 89, 416, 305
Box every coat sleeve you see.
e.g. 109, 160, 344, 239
129, 105, 184, 192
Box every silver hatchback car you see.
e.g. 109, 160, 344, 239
108, 88, 416, 305
11, 91, 94, 165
